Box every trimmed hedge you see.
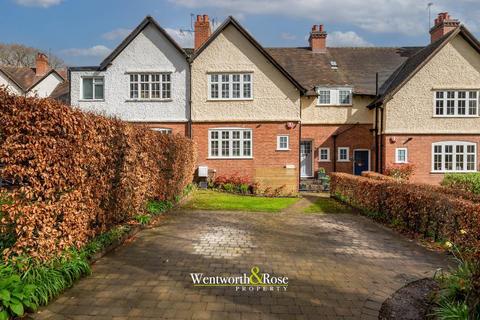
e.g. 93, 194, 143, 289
331, 173, 480, 259
0, 89, 196, 260
442, 173, 480, 195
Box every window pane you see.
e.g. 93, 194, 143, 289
446, 91, 455, 115
221, 141, 229, 156
82, 78, 93, 99
211, 83, 219, 98
243, 140, 251, 156
339, 90, 351, 104
319, 90, 330, 104
211, 141, 219, 156
458, 91, 466, 115
94, 83, 104, 99
221, 83, 229, 98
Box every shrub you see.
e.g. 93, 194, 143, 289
212, 173, 253, 194
384, 163, 415, 180
442, 173, 480, 195
330, 173, 480, 260
0, 89, 196, 260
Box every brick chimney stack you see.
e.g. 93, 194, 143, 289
194, 14, 211, 50
35, 53, 49, 77
309, 24, 327, 53
430, 12, 460, 43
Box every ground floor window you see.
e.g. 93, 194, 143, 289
395, 148, 408, 163
209, 128, 252, 158
318, 148, 330, 161
277, 135, 289, 150
338, 147, 349, 161
152, 128, 172, 134
432, 141, 476, 172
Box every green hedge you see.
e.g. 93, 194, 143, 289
442, 173, 480, 195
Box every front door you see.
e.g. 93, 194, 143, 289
353, 150, 370, 175
300, 141, 313, 177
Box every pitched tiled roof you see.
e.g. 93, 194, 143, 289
267, 46, 421, 96
50, 81, 69, 102
0, 65, 67, 93
369, 26, 480, 107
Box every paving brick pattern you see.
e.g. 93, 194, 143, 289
34, 209, 450, 320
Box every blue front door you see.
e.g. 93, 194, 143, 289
353, 150, 369, 175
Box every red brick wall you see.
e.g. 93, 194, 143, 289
382, 134, 480, 184
133, 122, 188, 136
192, 122, 300, 189
301, 124, 375, 176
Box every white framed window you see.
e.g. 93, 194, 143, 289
316, 87, 352, 106
338, 147, 349, 162
277, 135, 289, 151
82, 77, 104, 100
208, 73, 252, 100
395, 148, 408, 163
434, 90, 478, 117
129, 73, 171, 100
432, 141, 477, 172
209, 128, 253, 159
152, 128, 172, 134
318, 148, 330, 162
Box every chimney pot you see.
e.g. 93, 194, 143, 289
430, 12, 460, 43
309, 24, 327, 53
194, 14, 211, 50
319, 24, 324, 32
35, 52, 49, 77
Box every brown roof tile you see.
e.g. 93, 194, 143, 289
267, 46, 421, 95
0, 65, 66, 94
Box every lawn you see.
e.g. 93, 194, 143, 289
182, 190, 299, 212
303, 197, 352, 214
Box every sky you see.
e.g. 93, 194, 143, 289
1, 0, 479, 66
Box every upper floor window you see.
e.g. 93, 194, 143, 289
317, 87, 352, 106
432, 141, 477, 172
129, 73, 171, 100
434, 90, 478, 116
208, 73, 252, 100
277, 135, 289, 151
82, 77, 104, 100
209, 128, 252, 159
395, 148, 408, 163
319, 148, 330, 162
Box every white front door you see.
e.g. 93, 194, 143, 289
300, 141, 313, 177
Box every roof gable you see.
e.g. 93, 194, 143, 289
190, 16, 305, 93
369, 25, 480, 108
99, 16, 188, 70
0, 66, 65, 93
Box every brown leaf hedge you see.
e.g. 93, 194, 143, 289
331, 173, 480, 259
0, 89, 196, 260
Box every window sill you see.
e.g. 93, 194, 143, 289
126, 99, 173, 102
432, 115, 479, 118
431, 170, 477, 174
337, 160, 350, 162
207, 98, 254, 102
316, 104, 353, 107
207, 157, 253, 160
394, 162, 409, 164
318, 160, 331, 162
79, 99, 105, 102
276, 149, 290, 151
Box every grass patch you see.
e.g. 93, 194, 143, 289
182, 190, 299, 212
303, 197, 353, 214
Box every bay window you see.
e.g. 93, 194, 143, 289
209, 73, 252, 100
432, 141, 477, 172
434, 90, 478, 116
209, 129, 253, 158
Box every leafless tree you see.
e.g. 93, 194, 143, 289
0, 43, 65, 68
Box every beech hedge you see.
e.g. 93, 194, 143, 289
330, 173, 480, 259
0, 89, 196, 260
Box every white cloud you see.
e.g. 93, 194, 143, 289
14, 0, 62, 7
169, 0, 478, 36
164, 28, 194, 48
61, 45, 111, 58
328, 31, 373, 47
280, 32, 297, 40
102, 28, 132, 41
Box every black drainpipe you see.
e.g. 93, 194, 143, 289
379, 107, 384, 173
332, 134, 337, 172
374, 72, 379, 172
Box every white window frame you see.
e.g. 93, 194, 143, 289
318, 148, 330, 162
431, 141, 477, 173
433, 90, 479, 117
316, 87, 353, 106
395, 148, 408, 164
338, 147, 350, 162
81, 76, 104, 100
128, 72, 172, 101
276, 135, 290, 151
152, 128, 172, 134
208, 73, 253, 100
208, 128, 253, 159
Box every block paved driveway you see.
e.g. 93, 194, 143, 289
35, 208, 451, 320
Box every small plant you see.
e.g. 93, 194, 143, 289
0, 264, 37, 319
135, 214, 151, 225
239, 184, 249, 195
384, 163, 415, 180
146, 200, 173, 215
222, 183, 235, 193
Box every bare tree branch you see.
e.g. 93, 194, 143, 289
0, 43, 65, 68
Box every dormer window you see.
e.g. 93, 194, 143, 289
316, 87, 352, 106
330, 61, 338, 69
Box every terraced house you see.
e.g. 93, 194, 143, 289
69, 12, 480, 190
